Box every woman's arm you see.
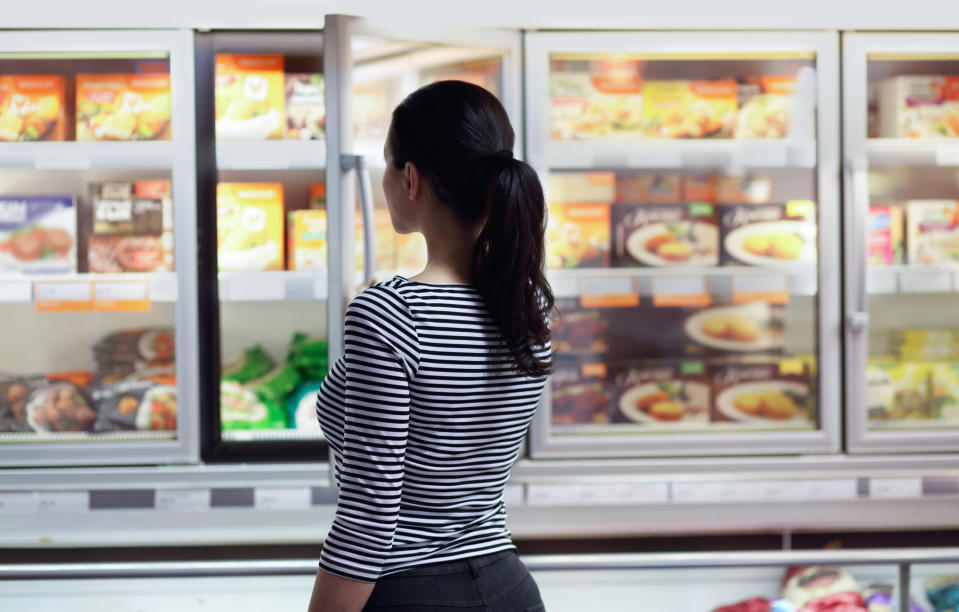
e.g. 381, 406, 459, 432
307, 569, 375, 612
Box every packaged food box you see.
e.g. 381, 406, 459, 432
285, 73, 325, 140
353, 79, 395, 141
357, 209, 397, 273
867, 360, 959, 425
546, 202, 610, 268
547, 172, 615, 203
867, 82, 880, 139
136, 180, 174, 270
709, 359, 815, 426
287, 209, 327, 271
551, 298, 610, 356
615, 173, 681, 203
215, 54, 285, 140
0, 195, 77, 274
878, 75, 959, 138
643, 80, 737, 139
684, 175, 717, 203
610, 360, 709, 427
93, 379, 177, 432
867, 205, 905, 265
714, 175, 773, 204
395, 231, 427, 274
309, 182, 326, 209
93, 328, 176, 383
719, 201, 817, 266
551, 363, 612, 426
906, 200, 959, 265
84, 181, 170, 274
679, 302, 786, 356
91, 182, 164, 237
77, 73, 171, 141
611, 203, 718, 267
0, 75, 66, 141
217, 183, 284, 271
735, 75, 795, 139
549, 60, 644, 140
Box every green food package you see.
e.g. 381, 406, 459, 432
250, 365, 302, 403
288, 333, 328, 379
222, 346, 274, 384
220, 381, 286, 430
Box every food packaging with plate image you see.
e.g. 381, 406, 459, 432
708, 358, 815, 428
611, 203, 718, 267
719, 201, 817, 266
0, 195, 76, 274
611, 360, 710, 428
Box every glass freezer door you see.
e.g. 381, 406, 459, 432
0, 30, 198, 467
844, 33, 959, 453
525, 31, 841, 458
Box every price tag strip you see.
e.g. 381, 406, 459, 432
34, 281, 93, 312
652, 275, 710, 307
94, 280, 151, 312
732, 274, 789, 305
579, 275, 639, 309
155, 489, 212, 512
869, 477, 923, 499
254, 487, 312, 511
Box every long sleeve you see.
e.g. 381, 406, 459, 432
319, 285, 420, 582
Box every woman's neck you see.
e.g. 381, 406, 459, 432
410, 200, 482, 285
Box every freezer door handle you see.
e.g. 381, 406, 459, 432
847, 311, 869, 333
341, 153, 377, 287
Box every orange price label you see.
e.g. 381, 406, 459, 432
579, 275, 639, 309
732, 274, 790, 305
652, 276, 710, 308
34, 281, 93, 312
93, 281, 151, 312
581, 362, 607, 379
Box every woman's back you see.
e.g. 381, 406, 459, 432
316, 276, 549, 583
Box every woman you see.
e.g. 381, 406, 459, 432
309, 80, 553, 611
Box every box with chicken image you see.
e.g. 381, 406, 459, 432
0, 75, 66, 141
546, 203, 610, 269
642, 80, 737, 139
76, 74, 171, 141
708, 358, 816, 429
0, 196, 76, 274
217, 183, 284, 271
611, 203, 718, 268
610, 360, 710, 429
215, 54, 285, 140
719, 200, 817, 267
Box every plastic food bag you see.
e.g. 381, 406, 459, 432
926, 576, 959, 612
222, 346, 273, 384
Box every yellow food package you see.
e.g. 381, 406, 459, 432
217, 183, 284, 271
546, 203, 610, 268
0, 75, 66, 141
76, 74, 172, 141
287, 210, 327, 271
643, 80, 737, 139
867, 361, 959, 425
215, 54, 285, 140
356, 209, 397, 273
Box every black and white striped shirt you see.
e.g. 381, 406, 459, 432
316, 276, 549, 583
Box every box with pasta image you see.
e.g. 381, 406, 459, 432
718, 201, 817, 266
611, 203, 718, 268
708, 357, 816, 429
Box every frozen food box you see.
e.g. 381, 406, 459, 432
615, 173, 681, 203
357, 209, 397, 273
708, 359, 815, 427
84, 181, 170, 274
867, 205, 905, 266
285, 73, 325, 140
735, 75, 795, 139
906, 200, 959, 265
684, 175, 717, 203
610, 360, 709, 427
867, 360, 959, 425
308, 182, 326, 209
551, 298, 611, 356
395, 231, 427, 274
547, 172, 615, 203
217, 183, 284, 271
287, 209, 327, 271
93, 379, 177, 432
549, 59, 644, 140
546, 202, 610, 268
611, 203, 718, 267
643, 80, 737, 139
551, 362, 612, 426
878, 75, 959, 139
215, 54, 285, 140
714, 174, 773, 204
0, 75, 66, 141
678, 301, 786, 356
136, 180, 174, 271
719, 201, 817, 266
76, 73, 171, 141
0, 195, 77, 274
867, 81, 880, 139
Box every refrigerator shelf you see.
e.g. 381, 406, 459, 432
215, 140, 327, 171
866, 139, 959, 167
867, 266, 959, 295
0, 141, 174, 170
0, 431, 176, 444
222, 429, 324, 442
545, 139, 817, 170
217, 271, 329, 302
0, 273, 177, 305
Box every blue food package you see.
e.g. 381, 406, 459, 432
926, 575, 959, 612
287, 381, 323, 431
0, 195, 77, 273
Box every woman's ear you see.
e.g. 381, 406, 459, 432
405, 161, 420, 200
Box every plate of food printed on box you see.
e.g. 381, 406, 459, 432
724, 220, 817, 266
715, 380, 812, 427
684, 303, 784, 352
625, 221, 718, 266
134, 384, 177, 431
618, 381, 709, 426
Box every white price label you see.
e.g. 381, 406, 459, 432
254, 487, 312, 511
731, 143, 788, 168
734, 274, 788, 294
0, 492, 36, 514
550, 147, 592, 169
936, 145, 959, 166
899, 272, 952, 294
35, 156, 91, 170
590, 482, 670, 505
34, 281, 91, 302
150, 273, 178, 302
36, 491, 89, 514
671, 481, 723, 504
581, 275, 634, 297
549, 274, 579, 299
230, 276, 286, 301
866, 270, 898, 295
800, 479, 858, 501
313, 276, 329, 300
0, 281, 32, 302
526, 484, 581, 506
870, 478, 922, 499
155, 489, 211, 512
95, 281, 149, 301
655, 275, 707, 296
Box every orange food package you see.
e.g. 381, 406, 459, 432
77, 74, 171, 141
217, 183, 284, 271
547, 203, 611, 268
0, 75, 66, 141
215, 54, 285, 140
287, 209, 327, 271
643, 80, 738, 139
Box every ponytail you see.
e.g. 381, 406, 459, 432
387, 80, 554, 378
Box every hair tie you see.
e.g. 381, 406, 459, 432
492, 148, 513, 163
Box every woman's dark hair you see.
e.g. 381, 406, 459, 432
387, 80, 553, 377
